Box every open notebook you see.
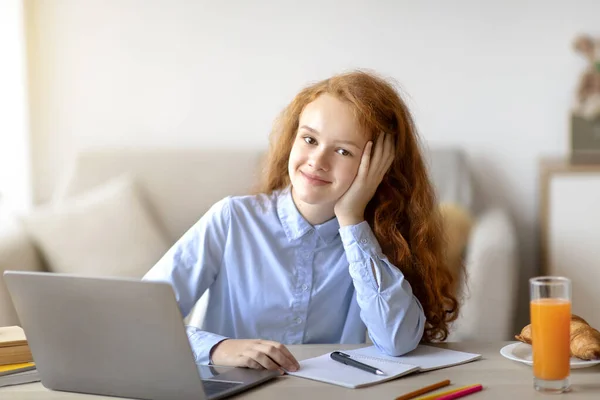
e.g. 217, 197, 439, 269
287, 345, 481, 388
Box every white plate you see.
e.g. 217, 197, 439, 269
500, 342, 600, 369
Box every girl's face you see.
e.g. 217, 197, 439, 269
288, 93, 368, 211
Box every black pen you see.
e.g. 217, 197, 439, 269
330, 351, 386, 375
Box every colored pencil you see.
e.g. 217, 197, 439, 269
395, 379, 451, 400
414, 384, 479, 400
435, 384, 483, 400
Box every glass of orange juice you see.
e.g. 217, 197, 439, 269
530, 276, 571, 393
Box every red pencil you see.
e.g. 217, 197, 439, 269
434, 384, 483, 400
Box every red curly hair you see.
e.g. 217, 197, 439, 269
258, 70, 459, 342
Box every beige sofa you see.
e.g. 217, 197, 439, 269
0, 147, 519, 341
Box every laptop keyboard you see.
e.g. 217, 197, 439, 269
202, 380, 243, 396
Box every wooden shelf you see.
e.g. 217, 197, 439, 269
539, 157, 600, 329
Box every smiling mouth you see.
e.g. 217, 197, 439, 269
300, 171, 331, 185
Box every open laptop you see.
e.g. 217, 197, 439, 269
3, 271, 279, 400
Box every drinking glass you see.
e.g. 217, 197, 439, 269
530, 276, 571, 393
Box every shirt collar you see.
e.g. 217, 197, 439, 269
276, 187, 340, 244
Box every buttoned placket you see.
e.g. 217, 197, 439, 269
286, 229, 316, 344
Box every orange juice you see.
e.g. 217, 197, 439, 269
530, 298, 571, 380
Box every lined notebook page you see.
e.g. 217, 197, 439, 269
346, 345, 482, 372
287, 352, 420, 389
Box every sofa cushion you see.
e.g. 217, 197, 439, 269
52, 149, 265, 244
21, 175, 170, 278
438, 202, 473, 296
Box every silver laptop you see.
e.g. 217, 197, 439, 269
3, 271, 279, 400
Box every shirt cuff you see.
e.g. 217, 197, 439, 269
186, 326, 229, 365
339, 221, 383, 263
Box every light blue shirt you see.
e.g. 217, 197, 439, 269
143, 187, 425, 364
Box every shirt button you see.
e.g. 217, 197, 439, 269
360, 238, 368, 244
301, 284, 309, 291
295, 317, 302, 324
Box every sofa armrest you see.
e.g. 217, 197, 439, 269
448, 208, 518, 341
0, 217, 46, 327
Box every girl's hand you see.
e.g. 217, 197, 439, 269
210, 339, 300, 372
334, 132, 395, 227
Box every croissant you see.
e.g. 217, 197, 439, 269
515, 314, 600, 360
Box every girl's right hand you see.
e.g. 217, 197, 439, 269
210, 339, 300, 372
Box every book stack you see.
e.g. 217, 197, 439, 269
0, 326, 40, 387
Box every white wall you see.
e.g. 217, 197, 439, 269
0, 0, 31, 218
26, 0, 600, 329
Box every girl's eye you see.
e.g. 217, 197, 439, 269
337, 149, 351, 157
303, 136, 316, 145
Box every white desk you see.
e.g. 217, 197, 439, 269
2, 342, 600, 399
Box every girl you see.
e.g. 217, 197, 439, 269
143, 70, 458, 373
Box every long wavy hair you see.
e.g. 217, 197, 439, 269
258, 70, 459, 342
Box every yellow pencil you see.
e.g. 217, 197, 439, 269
395, 379, 451, 400
414, 384, 480, 400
